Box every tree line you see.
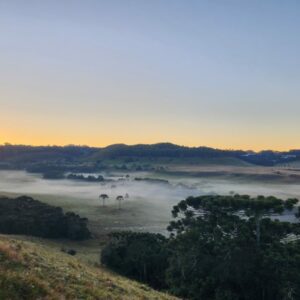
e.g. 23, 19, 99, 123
0, 196, 91, 240
101, 195, 300, 300
1, 143, 300, 167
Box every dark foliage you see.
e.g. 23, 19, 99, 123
240, 150, 298, 166
166, 195, 300, 299
0, 144, 97, 164
0, 196, 91, 240
100, 143, 237, 159
67, 173, 104, 182
42, 170, 65, 179
134, 177, 169, 184
26, 163, 104, 174
101, 195, 300, 300
101, 232, 169, 289
1, 143, 300, 168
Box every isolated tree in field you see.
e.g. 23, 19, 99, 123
116, 195, 124, 210
99, 194, 109, 207
125, 193, 129, 199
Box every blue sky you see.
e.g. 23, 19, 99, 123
1, 0, 300, 150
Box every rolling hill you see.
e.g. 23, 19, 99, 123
0, 143, 300, 167
0, 234, 177, 300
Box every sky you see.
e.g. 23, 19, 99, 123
1, 0, 300, 151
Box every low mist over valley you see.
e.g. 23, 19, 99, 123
2, 1, 300, 298
1, 143, 300, 233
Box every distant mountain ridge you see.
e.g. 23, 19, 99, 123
0, 142, 300, 166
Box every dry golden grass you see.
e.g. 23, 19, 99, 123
0, 235, 178, 300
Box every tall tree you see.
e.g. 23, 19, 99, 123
166, 195, 300, 299
116, 195, 124, 210
99, 194, 109, 207
101, 232, 169, 289
100, 194, 300, 299
169, 194, 298, 247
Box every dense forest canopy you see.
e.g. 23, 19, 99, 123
0, 196, 91, 240
102, 195, 300, 300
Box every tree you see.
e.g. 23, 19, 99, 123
0, 196, 91, 240
101, 232, 169, 289
169, 194, 298, 247
99, 194, 109, 207
166, 195, 300, 299
116, 195, 124, 210
100, 194, 300, 299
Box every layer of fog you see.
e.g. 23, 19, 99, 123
0, 170, 299, 233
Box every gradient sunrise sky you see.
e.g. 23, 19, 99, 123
1, 0, 300, 150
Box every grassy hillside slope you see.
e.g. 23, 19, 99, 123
0, 235, 177, 300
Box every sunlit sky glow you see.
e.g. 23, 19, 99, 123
1, 0, 300, 150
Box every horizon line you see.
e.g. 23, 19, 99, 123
1, 142, 299, 153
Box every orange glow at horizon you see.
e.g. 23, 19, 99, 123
2, 127, 300, 151
1, 1, 300, 152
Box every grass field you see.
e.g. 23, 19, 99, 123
0, 235, 177, 299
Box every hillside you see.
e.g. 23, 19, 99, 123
0, 235, 177, 300
1, 143, 300, 169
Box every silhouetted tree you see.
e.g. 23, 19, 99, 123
101, 194, 300, 299
167, 195, 300, 299
99, 194, 109, 207
116, 195, 124, 210
0, 196, 91, 240
101, 232, 169, 289
169, 194, 298, 247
